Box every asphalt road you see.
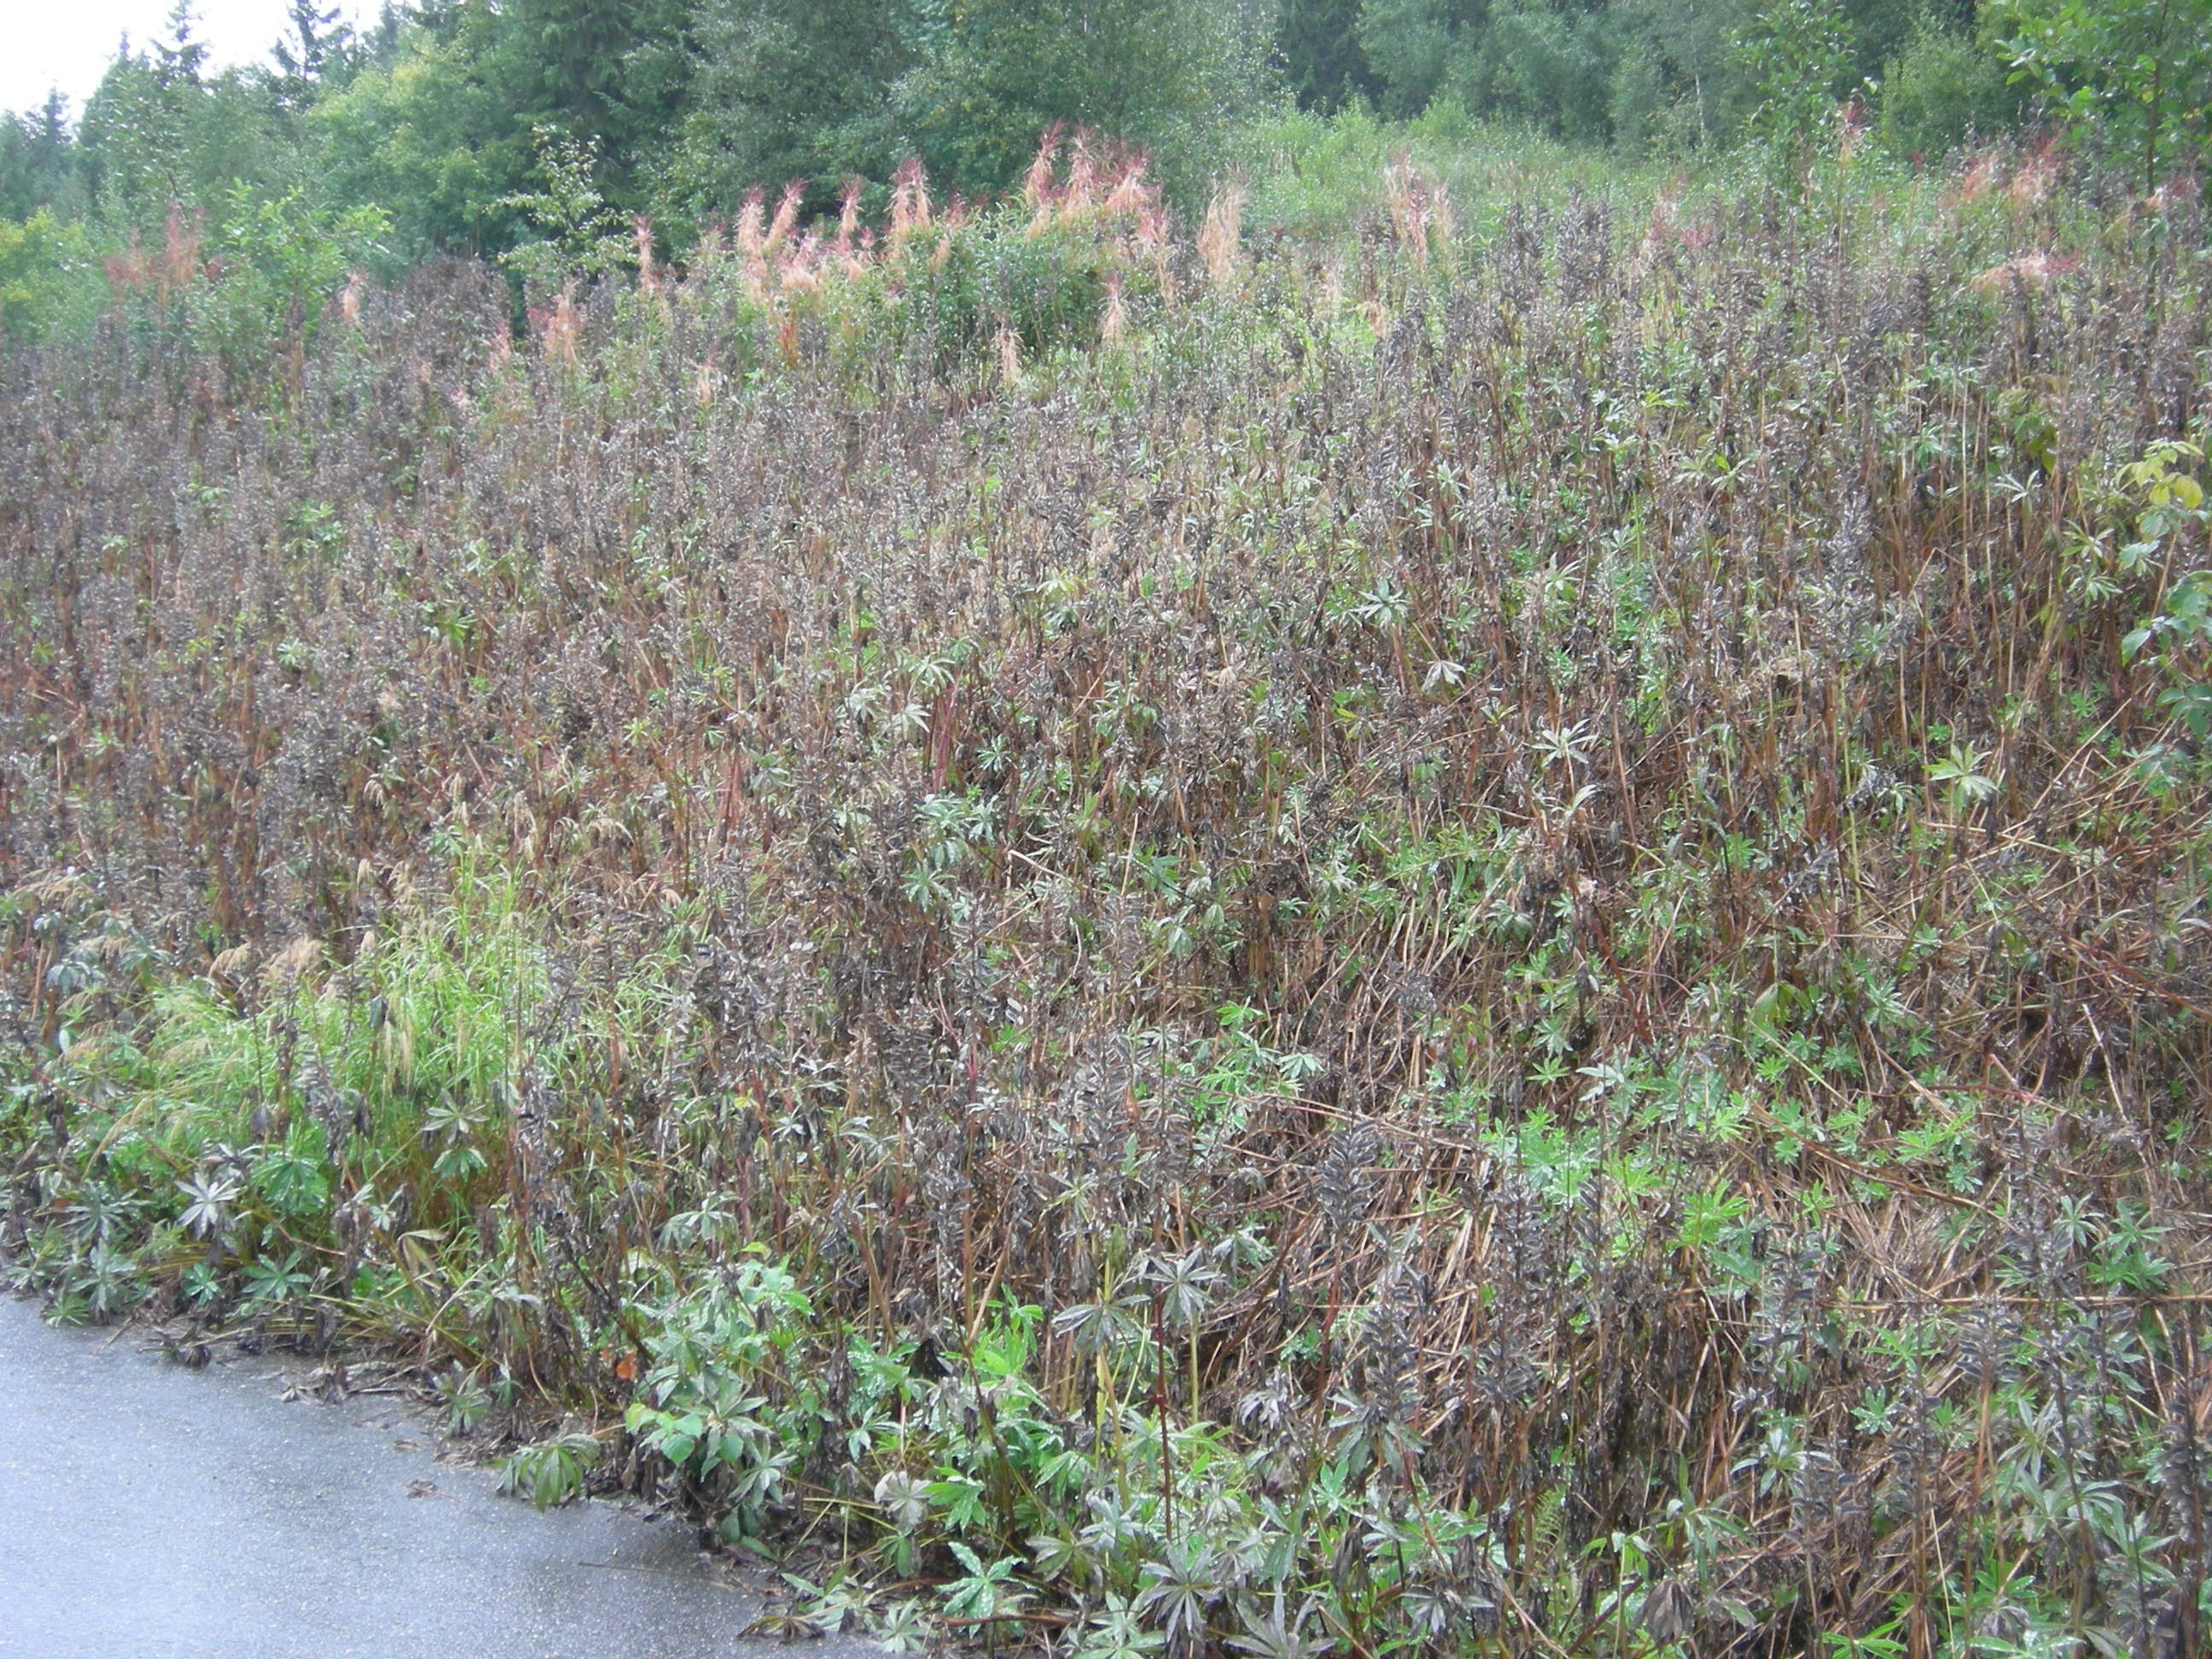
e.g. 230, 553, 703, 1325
0, 1295, 841, 1658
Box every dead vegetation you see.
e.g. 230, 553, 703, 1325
3, 149, 2211, 1656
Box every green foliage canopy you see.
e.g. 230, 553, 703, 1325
1994, 0, 2212, 188
0, 0, 2203, 349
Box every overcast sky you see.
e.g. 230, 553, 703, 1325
3, 2, 366, 120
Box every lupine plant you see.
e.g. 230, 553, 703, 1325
3, 133, 2212, 1656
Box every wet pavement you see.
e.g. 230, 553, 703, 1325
0, 1295, 843, 1658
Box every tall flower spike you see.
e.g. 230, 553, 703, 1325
765, 183, 802, 257
889, 156, 932, 246
1065, 127, 1099, 215
835, 178, 863, 256
1198, 181, 1245, 288
736, 188, 769, 298
1023, 124, 1064, 212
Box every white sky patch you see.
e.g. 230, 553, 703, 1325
2, 2, 365, 122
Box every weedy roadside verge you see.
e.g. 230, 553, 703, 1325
5, 143, 2212, 1656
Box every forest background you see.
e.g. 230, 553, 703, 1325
2, 0, 2207, 329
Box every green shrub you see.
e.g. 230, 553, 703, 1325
189, 186, 391, 377
890, 214, 1135, 363
0, 210, 105, 341
1879, 18, 2025, 160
